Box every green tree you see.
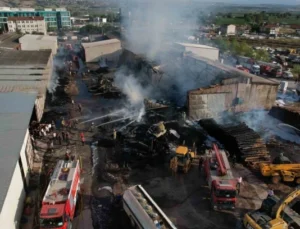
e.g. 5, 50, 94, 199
238, 42, 253, 57
230, 39, 240, 55
292, 65, 300, 81
254, 49, 270, 62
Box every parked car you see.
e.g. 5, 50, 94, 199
283, 71, 294, 79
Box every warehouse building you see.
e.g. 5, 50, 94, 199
19, 34, 57, 54
119, 48, 279, 120
7, 16, 47, 35
186, 54, 279, 120
0, 49, 53, 120
174, 43, 220, 61
0, 92, 37, 229
82, 38, 122, 63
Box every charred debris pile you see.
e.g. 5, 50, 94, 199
200, 119, 270, 169
87, 67, 122, 98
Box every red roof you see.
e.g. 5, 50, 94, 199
7, 16, 44, 21
290, 24, 300, 29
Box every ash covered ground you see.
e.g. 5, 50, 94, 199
42, 46, 300, 229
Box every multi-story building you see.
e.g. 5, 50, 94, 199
7, 16, 47, 34
0, 7, 71, 31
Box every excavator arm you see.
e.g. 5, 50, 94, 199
274, 186, 300, 219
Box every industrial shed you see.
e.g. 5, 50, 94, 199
187, 54, 279, 120
19, 34, 58, 55
0, 49, 53, 120
174, 43, 219, 61
0, 92, 37, 229
82, 38, 122, 63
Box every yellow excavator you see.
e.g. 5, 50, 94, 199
243, 187, 300, 229
260, 153, 300, 184
170, 144, 196, 174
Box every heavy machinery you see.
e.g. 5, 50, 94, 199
123, 185, 177, 229
203, 144, 237, 210
260, 156, 300, 184
243, 187, 300, 229
147, 121, 167, 138
39, 160, 81, 229
170, 145, 195, 173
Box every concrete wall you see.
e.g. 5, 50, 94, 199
188, 82, 278, 120
0, 162, 25, 229
184, 46, 219, 61
84, 42, 122, 63
19, 37, 57, 54
188, 93, 227, 120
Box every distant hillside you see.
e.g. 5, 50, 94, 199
0, 0, 36, 8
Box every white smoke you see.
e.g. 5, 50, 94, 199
48, 47, 67, 94
114, 68, 153, 121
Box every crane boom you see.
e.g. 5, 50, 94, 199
213, 143, 227, 176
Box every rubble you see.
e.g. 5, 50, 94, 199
88, 75, 121, 97
200, 119, 270, 169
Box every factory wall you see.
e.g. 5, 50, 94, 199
84, 42, 122, 63
20, 39, 57, 55
0, 160, 26, 229
188, 82, 278, 120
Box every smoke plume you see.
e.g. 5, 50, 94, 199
114, 67, 153, 121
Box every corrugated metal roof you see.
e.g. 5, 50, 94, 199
0, 81, 47, 93
82, 39, 120, 49
176, 42, 219, 50
0, 49, 51, 65
187, 53, 279, 85
19, 34, 57, 42
0, 92, 37, 214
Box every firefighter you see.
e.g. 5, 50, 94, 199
198, 156, 204, 171
80, 132, 85, 146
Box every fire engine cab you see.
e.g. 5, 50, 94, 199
204, 144, 237, 210
39, 160, 81, 229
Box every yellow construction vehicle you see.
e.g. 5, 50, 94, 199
260, 154, 300, 184
243, 187, 300, 229
170, 145, 195, 174
260, 163, 300, 184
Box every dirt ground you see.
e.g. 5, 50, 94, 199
40, 50, 300, 229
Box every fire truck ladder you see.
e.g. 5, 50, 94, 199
213, 144, 227, 176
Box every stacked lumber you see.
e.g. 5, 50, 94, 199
200, 119, 270, 169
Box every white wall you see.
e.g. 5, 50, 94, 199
185, 46, 219, 61
85, 42, 122, 63
20, 38, 57, 54
227, 25, 236, 35
0, 162, 26, 229
20, 130, 30, 184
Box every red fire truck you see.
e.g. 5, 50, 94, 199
39, 160, 81, 229
204, 144, 237, 210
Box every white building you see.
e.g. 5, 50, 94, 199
7, 16, 47, 35
0, 92, 37, 229
220, 24, 236, 36
175, 43, 219, 61
82, 39, 122, 63
19, 34, 57, 55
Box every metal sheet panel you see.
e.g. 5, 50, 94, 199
189, 93, 226, 120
